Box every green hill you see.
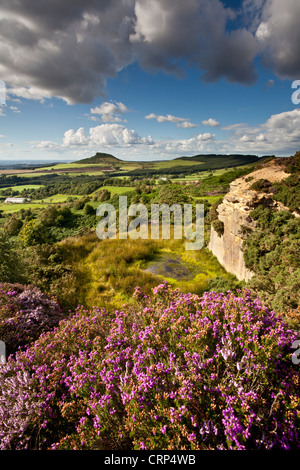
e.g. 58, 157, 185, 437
175, 154, 260, 165
75, 152, 123, 165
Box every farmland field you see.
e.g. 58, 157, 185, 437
94, 185, 135, 195
0, 184, 45, 192
36, 194, 83, 203
0, 202, 49, 213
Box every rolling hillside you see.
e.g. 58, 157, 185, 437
75, 152, 122, 165
0, 152, 264, 181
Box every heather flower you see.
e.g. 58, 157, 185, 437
0, 283, 65, 357
0, 283, 299, 450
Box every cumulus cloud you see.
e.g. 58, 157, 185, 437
0, 0, 136, 104
157, 132, 216, 154
33, 140, 58, 149
36, 123, 217, 157
32, 107, 300, 157
90, 101, 130, 122
177, 121, 199, 129
145, 113, 198, 128
133, 0, 258, 84
89, 124, 153, 147
202, 118, 220, 127
224, 108, 300, 154
255, 0, 300, 79
264, 108, 300, 143
59, 124, 153, 149
0, 0, 287, 104
63, 127, 89, 147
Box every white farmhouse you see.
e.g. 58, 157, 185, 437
4, 197, 31, 204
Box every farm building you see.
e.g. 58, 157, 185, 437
4, 197, 31, 203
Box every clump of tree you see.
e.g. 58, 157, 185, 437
0, 230, 27, 283
273, 174, 300, 214
206, 198, 224, 237
250, 179, 272, 192
92, 189, 111, 202
155, 183, 191, 205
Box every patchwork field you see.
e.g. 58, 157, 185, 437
0, 202, 49, 213
0, 184, 45, 192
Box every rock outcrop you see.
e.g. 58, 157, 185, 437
208, 162, 291, 282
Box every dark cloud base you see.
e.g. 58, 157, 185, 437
0, 0, 299, 103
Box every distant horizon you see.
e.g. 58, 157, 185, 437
0, 151, 284, 167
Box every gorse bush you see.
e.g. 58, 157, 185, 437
243, 207, 300, 316
0, 283, 299, 450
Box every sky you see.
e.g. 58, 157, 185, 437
0, 0, 300, 162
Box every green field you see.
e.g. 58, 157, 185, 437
0, 184, 45, 192
12, 172, 57, 178
171, 168, 233, 182
31, 162, 111, 171
96, 185, 135, 196
152, 159, 204, 169
37, 194, 83, 203
0, 202, 49, 213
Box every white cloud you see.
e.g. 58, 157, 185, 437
197, 133, 215, 142
225, 108, 300, 154
32, 108, 300, 158
202, 118, 220, 127
90, 101, 130, 122
33, 140, 58, 149
154, 132, 216, 154
145, 113, 186, 123
7, 86, 50, 103
63, 127, 89, 147
264, 108, 300, 142
256, 133, 267, 142
89, 124, 152, 147
145, 113, 198, 128
9, 106, 21, 113
222, 123, 246, 131
59, 124, 153, 149
177, 121, 199, 128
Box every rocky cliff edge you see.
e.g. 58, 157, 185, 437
208, 161, 291, 282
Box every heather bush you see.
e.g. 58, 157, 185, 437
0, 356, 42, 449
0, 283, 299, 450
0, 283, 65, 356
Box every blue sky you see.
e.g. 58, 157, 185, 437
0, 0, 300, 162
